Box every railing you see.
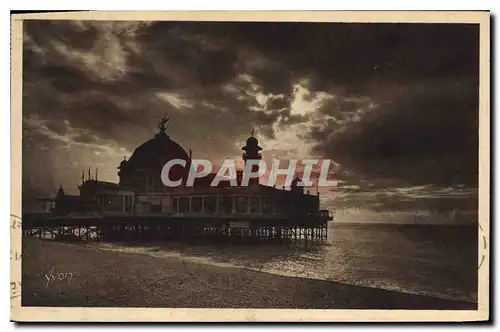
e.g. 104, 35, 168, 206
30, 209, 334, 220
319, 210, 333, 218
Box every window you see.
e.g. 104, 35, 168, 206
219, 196, 233, 215
262, 197, 273, 213
249, 196, 260, 214
235, 196, 247, 214
172, 197, 179, 213
104, 194, 123, 212
179, 197, 189, 213
204, 196, 217, 214
191, 197, 202, 213
125, 196, 133, 212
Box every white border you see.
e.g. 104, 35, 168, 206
5, 7, 493, 326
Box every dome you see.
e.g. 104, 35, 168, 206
127, 131, 189, 169
246, 136, 259, 146
242, 133, 262, 152
119, 131, 190, 190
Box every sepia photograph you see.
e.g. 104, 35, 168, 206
10, 11, 490, 322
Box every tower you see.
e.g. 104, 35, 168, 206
241, 130, 262, 186
291, 176, 305, 194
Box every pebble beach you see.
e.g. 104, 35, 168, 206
21, 238, 476, 309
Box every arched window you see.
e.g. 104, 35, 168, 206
204, 196, 217, 214
191, 196, 202, 213
235, 196, 248, 214
262, 197, 273, 214
249, 196, 260, 213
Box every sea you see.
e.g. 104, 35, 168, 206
88, 208, 479, 303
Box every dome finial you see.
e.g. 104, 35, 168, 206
158, 112, 170, 132
250, 128, 255, 137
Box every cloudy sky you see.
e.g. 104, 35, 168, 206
22, 20, 480, 217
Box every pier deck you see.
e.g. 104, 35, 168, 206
21, 212, 332, 243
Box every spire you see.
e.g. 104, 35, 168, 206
95, 168, 98, 181
158, 112, 170, 133
56, 184, 65, 199
250, 128, 255, 137
88, 166, 91, 181
81, 170, 84, 184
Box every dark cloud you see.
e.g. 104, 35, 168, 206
312, 79, 479, 186
172, 22, 478, 92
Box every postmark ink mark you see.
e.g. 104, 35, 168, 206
10, 214, 22, 230
478, 223, 487, 270
10, 281, 21, 299
11, 250, 22, 261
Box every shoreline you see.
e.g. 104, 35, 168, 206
86, 240, 476, 303
22, 238, 477, 309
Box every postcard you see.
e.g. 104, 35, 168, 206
10, 10, 490, 322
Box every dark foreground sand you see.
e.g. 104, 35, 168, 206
21, 238, 476, 309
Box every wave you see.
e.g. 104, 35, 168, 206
86, 241, 477, 303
